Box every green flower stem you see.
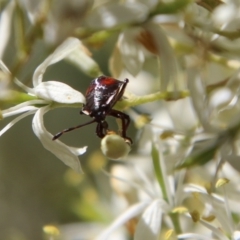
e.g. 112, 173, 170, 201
15, 3, 26, 54
50, 102, 82, 110
1, 89, 189, 115
0, 92, 37, 107
151, 143, 182, 234
169, 212, 182, 234
115, 90, 190, 110
151, 143, 168, 203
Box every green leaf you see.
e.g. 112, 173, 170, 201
150, 0, 191, 16
176, 141, 218, 169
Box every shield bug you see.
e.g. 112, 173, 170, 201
52, 76, 132, 143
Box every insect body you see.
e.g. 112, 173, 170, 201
52, 76, 132, 143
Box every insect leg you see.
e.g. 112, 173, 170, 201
96, 121, 108, 138
108, 109, 132, 143
52, 119, 96, 140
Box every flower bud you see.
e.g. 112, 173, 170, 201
101, 132, 131, 160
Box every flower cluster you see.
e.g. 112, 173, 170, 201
2, 0, 240, 240
0, 38, 90, 173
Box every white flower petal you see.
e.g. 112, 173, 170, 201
66, 43, 102, 77
3, 106, 39, 118
182, 184, 240, 217
33, 81, 86, 104
0, 109, 37, 137
103, 167, 155, 199
134, 200, 162, 240
0, 60, 34, 94
118, 29, 145, 76
178, 233, 216, 240
144, 22, 178, 91
187, 69, 215, 132
132, 0, 158, 11
183, 184, 210, 195
2, 100, 47, 117
19, 0, 45, 24
225, 155, 240, 173
209, 87, 233, 109
199, 220, 229, 240
33, 37, 81, 87
232, 231, 240, 240
85, 2, 148, 29
96, 201, 150, 240
69, 146, 88, 156
0, 1, 15, 58
212, 3, 236, 26
174, 170, 186, 206
32, 106, 85, 173
166, 98, 198, 131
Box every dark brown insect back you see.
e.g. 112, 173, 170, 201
52, 76, 132, 143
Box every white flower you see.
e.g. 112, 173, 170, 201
116, 27, 146, 77
44, 0, 94, 44
84, 2, 148, 30
94, 134, 240, 239
110, 22, 178, 91
95, 133, 240, 239
19, 0, 94, 45
95, 145, 178, 240
181, 178, 240, 240
0, 38, 88, 173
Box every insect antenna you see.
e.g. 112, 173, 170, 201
52, 119, 96, 140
